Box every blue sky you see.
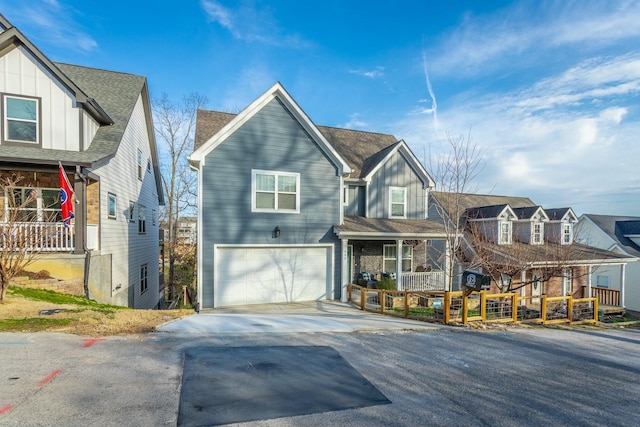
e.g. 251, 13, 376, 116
2, 0, 639, 215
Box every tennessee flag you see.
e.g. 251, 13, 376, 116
59, 161, 74, 227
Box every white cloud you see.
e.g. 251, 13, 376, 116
0, 0, 97, 52
200, 0, 311, 48
348, 67, 385, 79
391, 50, 640, 214
340, 114, 369, 130
429, 0, 640, 78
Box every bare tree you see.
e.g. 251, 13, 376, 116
429, 131, 483, 290
153, 93, 208, 301
466, 221, 595, 295
0, 175, 48, 302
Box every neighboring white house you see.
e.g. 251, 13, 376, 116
0, 14, 164, 308
576, 214, 640, 313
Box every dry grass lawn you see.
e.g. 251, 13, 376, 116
0, 289, 193, 337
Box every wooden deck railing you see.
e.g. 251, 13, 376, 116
0, 222, 74, 252
582, 286, 620, 307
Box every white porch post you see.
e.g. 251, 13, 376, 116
444, 239, 451, 291
396, 239, 403, 290
520, 270, 526, 305
621, 263, 626, 307
587, 265, 592, 298
341, 238, 349, 302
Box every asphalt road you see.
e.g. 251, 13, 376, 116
1, 325, 640, 426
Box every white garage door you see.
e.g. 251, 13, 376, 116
214, 245, 332, 307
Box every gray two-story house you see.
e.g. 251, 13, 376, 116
190, 82, 448, 309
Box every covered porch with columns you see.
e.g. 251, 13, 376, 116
334, 216, 449, 302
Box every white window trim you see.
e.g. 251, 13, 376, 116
383, 244, 413, 273
389, 186, 407, 219
108, 193, 117, 219
531, 222, 544, 245
3, 94, 40, 144
137, 149, 143, 181
251, 169, 300, 213
596, 274, 610, 288
138, 204, 146, 234
5, 187, 61, 222
499, 220, 512, 244
562, 223, 573, 245
140, 264, 148, 294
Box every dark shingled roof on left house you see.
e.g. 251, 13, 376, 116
193, 109, 399, 178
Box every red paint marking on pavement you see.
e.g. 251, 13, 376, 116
37, 370, 61, 388
82, 337, 106, 347
0, 404, 12, 415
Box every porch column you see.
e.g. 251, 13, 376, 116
621, 263, 626, 307
587, 265, 592, 298
444, 239, 451, 291
73, 169, 85, 255
520, 270, 526, 306
341, 238, 349, 302
396, 239, 403, 290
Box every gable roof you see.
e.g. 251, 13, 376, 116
512, 206, 549, 221
582, 214, 640, 257
0, 15, 111, 125
545, 207, 577, 222
190, 82, 351, 175
192, 84, 432, 184
465, 204, 517, 221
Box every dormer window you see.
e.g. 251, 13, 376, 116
532, 222, 544, 244
562, 223, 572, 244
499, 221, 512, 244
389, 187, 406, 218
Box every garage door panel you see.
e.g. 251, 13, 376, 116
215, 246, 331, 307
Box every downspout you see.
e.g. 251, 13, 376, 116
74, 166, 91, 299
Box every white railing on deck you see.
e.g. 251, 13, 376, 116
401, 271, 445, 291
1, 222, 75, 252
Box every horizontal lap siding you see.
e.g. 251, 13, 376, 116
200, 98, 342, 308
368, 151, 426, 219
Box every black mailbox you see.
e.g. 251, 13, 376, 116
462, 270, 491, 291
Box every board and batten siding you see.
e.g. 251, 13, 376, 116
367, 151, 427, 219
200, 98, 342, 308
89, 94, 160, 309
0, 45, 85, 151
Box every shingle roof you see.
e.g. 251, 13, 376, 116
545, 208, 573, 221
193, 109, 400, 178
477, 240, 635, 266
433, 192, 535, 218
56, 63, 147, 163
465, 204, 512, 219
335, 216, 447, 237
512, 206, 545, 220
0, 63, 146, 166
583, 214, 640, 257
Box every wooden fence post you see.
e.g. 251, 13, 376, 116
360, 287, 365, 311
381, 290, 386, 314
512, 294, 518, 324
404, 292, 409, 318
541, 295, 547, 324
444, 291, 451, 324
480, 290, 487, 322
568, 295, 574, 325
462, 293, 468, 324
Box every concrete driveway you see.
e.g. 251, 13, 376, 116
157, 300, 443, 334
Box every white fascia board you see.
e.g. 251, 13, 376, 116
362, 140, 435, 189
190, 82, 352, 176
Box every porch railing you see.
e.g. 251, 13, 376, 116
582, 286, 620, 306
401, 271, 445, 291
1, 222, 75, 252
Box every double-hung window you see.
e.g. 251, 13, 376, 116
140, 264, 148, 294
562, 223, 572, 244
389, 187, 407, 218
383, 244, 412, 273
252, 170, 300, 213
532, 222, 543, 244
7, 188, 61, 222
499, 221, 512, 244
3, 95, 39, 144
138, 205, 146, 234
